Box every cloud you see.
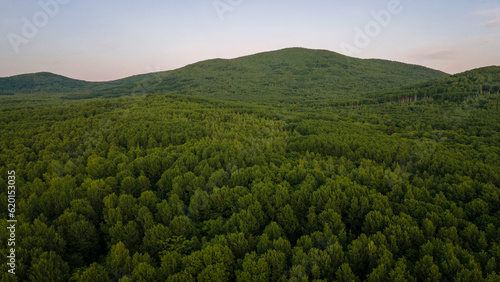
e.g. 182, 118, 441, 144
408, 49, 458, 61
475, 7, 500, 17
486, 17, 500, 28
476, 7, 500, 28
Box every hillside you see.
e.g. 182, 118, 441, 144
0, 72, 96, 95
366, 66, 500, 104
0, 71, 163, 97
0, 48, 448, 102
94, 47, 448, 102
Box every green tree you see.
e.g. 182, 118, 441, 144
137, 206, 155, 232
262, 249, 287, 281
138, 190, 159, 213
188, 189, 210, 221
172, 172, 204, 202
132, 262, 157, 282
336, 263, 359, 282
155, 194, 185, 226
170, 215, 195, 237
143, 224, 171, 257
66, 219, 99, 266
106, 242, 132, 280
276, 204, 300, 240
86, 155, 113, 179
237, 252, 270, 282
70, 262, 109, 282
121, 176, 138, 196
414, 255, 442, 282
109, 221, 141, 250
197, 263, 229, 282
388, 258, 415, 281
28, 251, 70, 282
288, 265, 309, 282
226, 232, 250, 259
159, 251, 182, 279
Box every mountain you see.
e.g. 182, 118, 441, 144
0, 72, 96, 95
130, 47, 448, 103
366, 65, 500, 104
0, 71, 163, 96
0, 48, 448, 102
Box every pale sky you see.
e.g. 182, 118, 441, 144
1, 0, 499, 81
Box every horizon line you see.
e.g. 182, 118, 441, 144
4, 46, 498, 83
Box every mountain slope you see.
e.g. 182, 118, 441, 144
366, 65, 500, 103
0, 72, 96, 95
0, 71, 163, 96
0, 48, 448, 102
128, 47, 448, 103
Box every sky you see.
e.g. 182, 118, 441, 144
0, 0, 499, 81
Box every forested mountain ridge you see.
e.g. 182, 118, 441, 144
0, 48, 448, 102
0, 72, 95, 95
0, 71, 162, 97
365, 65, 500, 104
1, 50, 499, 281
127, 47, 448, 103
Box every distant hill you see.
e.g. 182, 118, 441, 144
0, 72, 96, 95
0, 47, 448, 102
366, 66, 500, 104
0, 71, 162, 97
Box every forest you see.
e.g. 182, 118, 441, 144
0, 49, 499, 281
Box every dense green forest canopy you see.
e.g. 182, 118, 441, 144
0, 50, 499, 281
